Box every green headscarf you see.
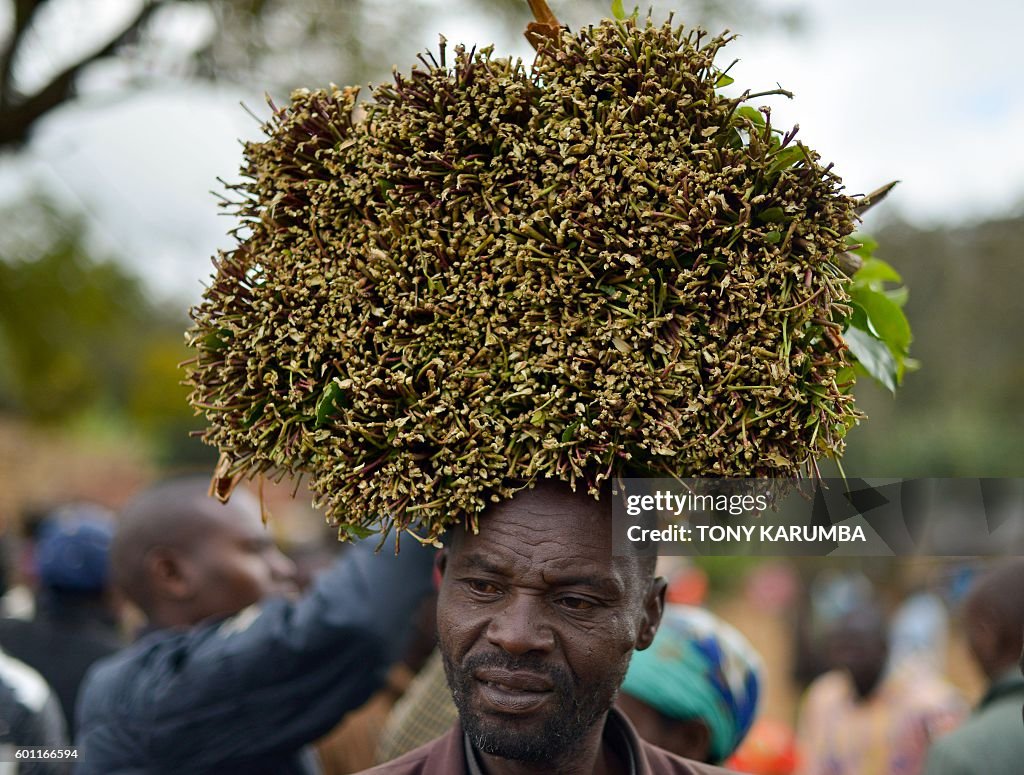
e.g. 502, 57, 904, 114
621, 604, 762, 762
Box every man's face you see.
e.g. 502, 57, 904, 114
436, 482, 663, 764
183, 499, 298, 621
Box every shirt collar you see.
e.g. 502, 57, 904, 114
463, 731, 486, 775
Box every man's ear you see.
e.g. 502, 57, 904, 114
435, 549, 449, 578
635, 576, 667, 651
145, 547, 193, 601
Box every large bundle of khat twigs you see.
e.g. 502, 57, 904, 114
186, 9, 890, 543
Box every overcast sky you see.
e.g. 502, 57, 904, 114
2, 0, 1022, 303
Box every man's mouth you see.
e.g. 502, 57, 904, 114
472, 668, 554, 714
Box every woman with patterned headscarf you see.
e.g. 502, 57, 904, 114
617, 604, 763, 765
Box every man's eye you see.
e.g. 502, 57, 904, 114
557, 596, 596, 611
466, 580, 500, 595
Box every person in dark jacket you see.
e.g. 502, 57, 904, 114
359, 481, 736, 775
0, 648, 69, 774
0, 506, 123, 734
75, 476, 435, 775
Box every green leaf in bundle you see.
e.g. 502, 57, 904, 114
770, 145, 806, 172
849, 301, 870, 334
834, 365, 856, 394
844, 327, 898, 393
849, 285, 911, 357
244, 400, 266, 428
842, 245, 916, 391
203, 330, 229, 352
610, 1, 637, 21
851, 257, 902, 288
757, 206, 786, 223
315, 381, 344, 426
847, 232, 879, 259
561, 420, 582, 443
736, 106, 765, 127
885, 286, 909, 307
341, 524, 376, 540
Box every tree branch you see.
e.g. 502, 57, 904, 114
1, 0, 51, 108
0, 0, 166, 147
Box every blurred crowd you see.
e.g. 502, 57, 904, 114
0, 481, 1022, 775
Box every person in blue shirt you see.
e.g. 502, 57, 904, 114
75, 476, 435, 775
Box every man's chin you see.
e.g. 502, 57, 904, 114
463, 711, 563, 764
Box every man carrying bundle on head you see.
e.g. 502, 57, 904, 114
184, 1, 905, 772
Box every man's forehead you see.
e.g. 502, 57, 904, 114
472, 481, 612, 531
453, 505, 613, 557
453, 547, 613, 575
191, 494, 265, 539
444, 481, 638, 578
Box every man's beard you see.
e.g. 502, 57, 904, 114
441, 649, 627, 764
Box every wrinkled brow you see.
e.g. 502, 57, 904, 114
456, 552, 625, 597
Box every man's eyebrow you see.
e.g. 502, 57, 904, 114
457, 553, 512, 576
541, 558, 626, 593
546, 574, 624, 596
454, 554, 624, 596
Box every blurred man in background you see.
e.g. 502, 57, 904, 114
0, 512, 46, 621
923, 560, 1024, 775
75, 476, 435, 774
795, 604, 965, 775
0, 505, 123, 734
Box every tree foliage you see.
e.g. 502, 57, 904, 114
0, 195, 208, 462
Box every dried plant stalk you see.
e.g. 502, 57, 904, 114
186, 17, 861, 544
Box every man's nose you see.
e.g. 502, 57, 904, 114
485, 593, 555, 656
